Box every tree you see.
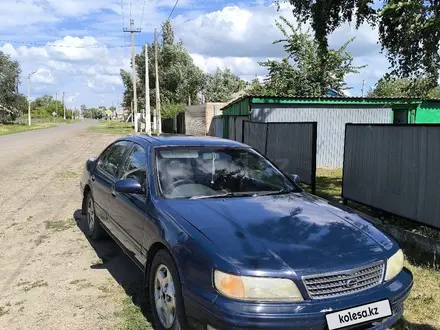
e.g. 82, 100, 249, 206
368, 77, 440, 99
0, 51, 23, 122
249, 16, 364, 97
203, 68, 248, 102
121, 20, 205, 119
284, 0, 440, 83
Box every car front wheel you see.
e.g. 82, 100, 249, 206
85, 191, 103, 240
149, 250, 187, 330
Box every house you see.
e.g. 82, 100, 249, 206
218, 95, 440, 168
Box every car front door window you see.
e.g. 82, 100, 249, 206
122, 143, 147, 188
99, 141, 132, 178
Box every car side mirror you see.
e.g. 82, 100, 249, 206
115, 178, 143, 194
86, 157, 97, 172
291, 174, 301, 185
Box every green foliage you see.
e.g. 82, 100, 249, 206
30, 94, 72, 119
82, 107, 103, 119
368, 77, 440, 99
284, 0, 440, 82
0, 51, 24, 122
203, 68, 248, 102
248, 16, 364, 97
121, 20, 205, 118
162, 103, 184, 119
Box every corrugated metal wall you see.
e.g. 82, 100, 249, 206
208, 116, 223, 137
227, 116, 248, 141
251, 104, 391, 167
343, 124, 440, 229
185, 105, 206, 135
243, 121, 317, 190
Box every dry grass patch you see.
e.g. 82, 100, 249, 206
44, 218, 76, 232
17, 280, 48, 292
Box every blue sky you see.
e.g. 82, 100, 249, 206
0, 0, 389, 108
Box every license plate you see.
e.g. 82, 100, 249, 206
326, 299, 392, 330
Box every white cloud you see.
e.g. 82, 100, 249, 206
33, 68, 55, 85
177, 3, 388, 96
0, 0, 390, 107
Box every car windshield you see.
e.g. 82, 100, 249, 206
155, 146, 299, 199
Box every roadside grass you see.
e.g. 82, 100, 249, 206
88, 120, 134, 135
44, 217, 76, 232
113, 297, 152, 330
313, 167, 440, 329
0, 123, 56, 136
69, 279, 94, 291
16, 280, 48, 292
56, 170, 80, 180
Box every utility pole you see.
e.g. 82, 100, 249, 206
123, 19, 141, 132
27, 71, 37, 126
63, 92, 66, 119
362, 79, 365, 98
145, 44, 151, 134
154, 29, 162, 134
55, 92, 58, 118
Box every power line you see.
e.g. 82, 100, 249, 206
0, 39, 143, 49
157, 0, 180, 38
121, 0, 128, 57
140, 0, 147, 28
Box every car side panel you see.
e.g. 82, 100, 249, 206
109, 190, 147, 266
92, 167, 113, 223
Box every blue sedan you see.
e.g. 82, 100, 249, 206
80, 134, 413, 330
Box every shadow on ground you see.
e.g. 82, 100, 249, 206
73, 209, 153, 328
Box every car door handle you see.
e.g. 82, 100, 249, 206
111, 190, 117, 197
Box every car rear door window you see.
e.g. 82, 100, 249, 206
122, 143, 147, 187
99, 141, 132, 178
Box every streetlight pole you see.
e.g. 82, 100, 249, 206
27, 71, 37, 126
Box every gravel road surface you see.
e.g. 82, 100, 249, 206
0, 121, 146, 329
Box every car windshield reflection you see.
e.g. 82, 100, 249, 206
155, 147, 299, 199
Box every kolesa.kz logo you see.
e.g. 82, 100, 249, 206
339, 307, 379, 323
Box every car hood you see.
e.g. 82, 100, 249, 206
165, 193, 394, 275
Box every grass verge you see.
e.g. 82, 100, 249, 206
313, 167, 440, 329
0, 123, 56, 136
88, 120, 134, 135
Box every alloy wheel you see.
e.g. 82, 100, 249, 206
87, 196, 95, 232
154, 264, 176, 329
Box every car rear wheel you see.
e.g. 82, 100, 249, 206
149, 250, 187, 330
85, 191, 104, 240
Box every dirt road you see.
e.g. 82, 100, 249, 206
0, 121, 148, 330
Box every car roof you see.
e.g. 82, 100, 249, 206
119, 134, 248, 148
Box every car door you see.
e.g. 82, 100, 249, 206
92, 141, 132, 227
109, 143, 148, 266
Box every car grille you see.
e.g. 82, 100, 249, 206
302, 261, 385, 300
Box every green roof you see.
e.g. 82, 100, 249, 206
221, 95, 440, 114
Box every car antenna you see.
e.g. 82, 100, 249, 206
211, 152, 215, 184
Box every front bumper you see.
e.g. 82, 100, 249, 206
183, 268, 413, 330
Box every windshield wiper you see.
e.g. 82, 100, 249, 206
190, 192, 236, 200
254, 188, 295, 196
190, 191, 261, 200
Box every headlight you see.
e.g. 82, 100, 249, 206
385, 249, 404, 281
214, 270, 303, 302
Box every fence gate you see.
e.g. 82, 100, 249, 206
243, 121, 317, 193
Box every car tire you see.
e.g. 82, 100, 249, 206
85, 191, 104, 240
149, 250, 188, 330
